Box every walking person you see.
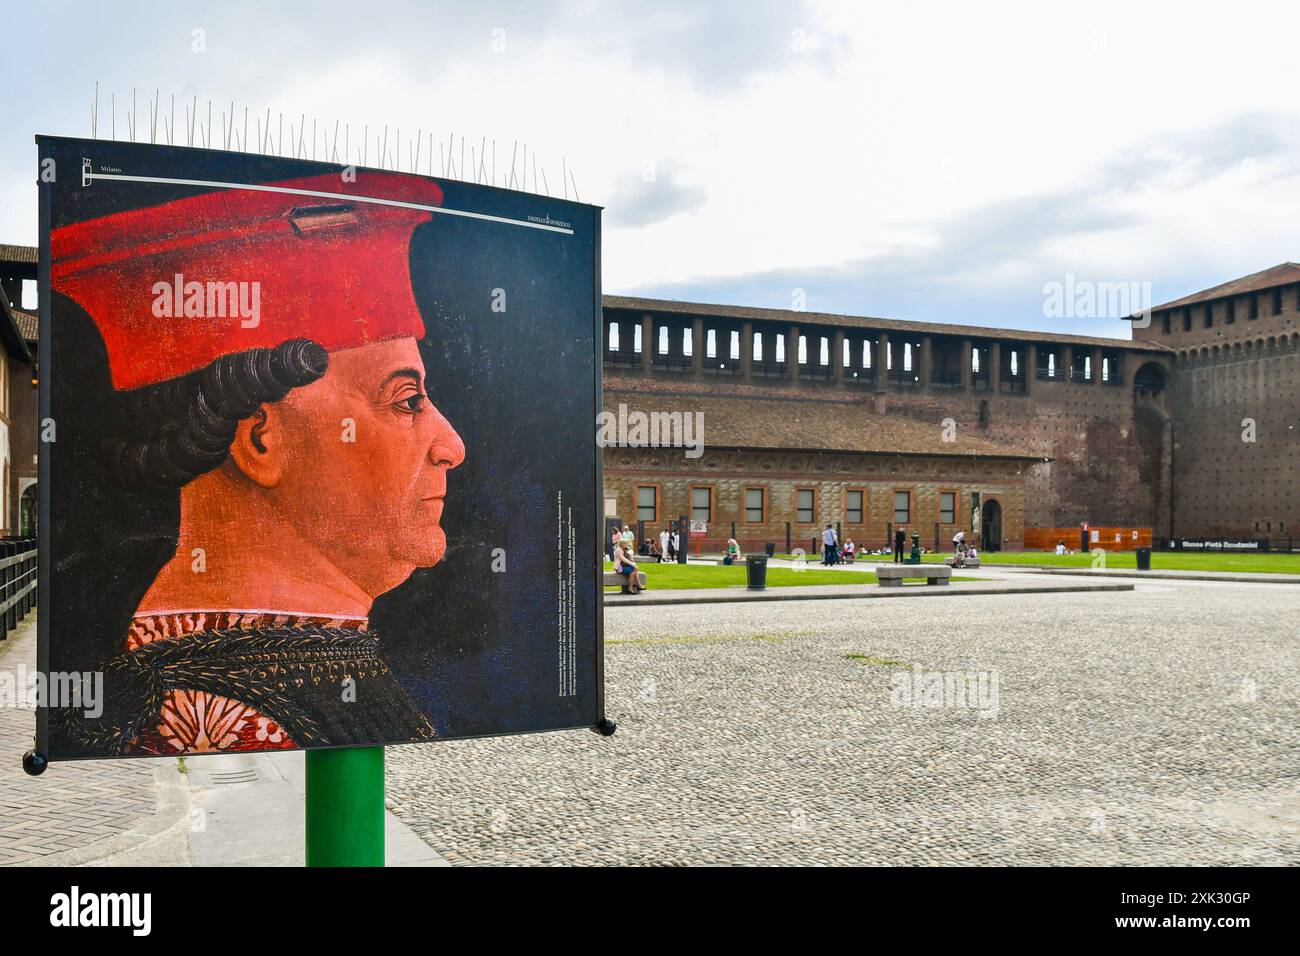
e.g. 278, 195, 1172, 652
894, 525, 907, 563
822, 523, 838, 566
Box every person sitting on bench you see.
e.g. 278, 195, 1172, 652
613, 540, 643, 593
723, 538, 741, 565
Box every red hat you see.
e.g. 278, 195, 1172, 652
52, 171, 442, 390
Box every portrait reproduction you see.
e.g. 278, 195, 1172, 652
39, 139, 602, 760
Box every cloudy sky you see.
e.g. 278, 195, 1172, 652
2, 0, 1298, 336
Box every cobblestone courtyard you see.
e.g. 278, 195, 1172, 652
388, 575, 1300, 865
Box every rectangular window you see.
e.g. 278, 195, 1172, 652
1182, 310, 1191, 332
1203, 303, 1213, 328
636, 485, 657, 522
893, 490, 910, 524
682, 328, 693, 356
658, 326, 669, 354
1226, 300, 1235, 324
846, 490, 864, 524
608, 322, 619, 351
633, 323, 642, 353
796, 488, 815, 523
706, 329, 717, 358
745, 487, 765, 522
798, 335, 808, 365
1273, 288, 1283, 316
775, 334, 786, 363
691, 486, 711, 523
753, 331, 763, 361
729, 330, 740, 361
940, 492, 956, 524
1249, 295, 1259, 320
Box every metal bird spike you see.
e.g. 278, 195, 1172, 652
81, 86, 576, 197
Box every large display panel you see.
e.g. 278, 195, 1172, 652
36, 136, 603, 759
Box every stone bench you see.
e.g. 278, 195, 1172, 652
944, 557, 981, 568
603, 570, 648, 592
875, 564, 952, 587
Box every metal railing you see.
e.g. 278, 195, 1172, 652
0, 539, 37, 639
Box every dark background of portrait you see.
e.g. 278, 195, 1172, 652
43, 137, 600, 756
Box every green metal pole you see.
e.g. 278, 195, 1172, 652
305, 746, 385, 867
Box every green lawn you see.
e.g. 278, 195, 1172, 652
604, 560, 877, 590
913, 551, 1300, 574
603, 560, 977, 591
763, 550, 1300, 574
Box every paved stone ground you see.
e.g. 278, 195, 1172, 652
387, 576, 1300, 865
0, 616, 162, 866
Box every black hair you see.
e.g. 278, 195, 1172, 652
103, 338, 328, 490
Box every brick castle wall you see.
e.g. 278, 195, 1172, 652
604, 444, 1025, 552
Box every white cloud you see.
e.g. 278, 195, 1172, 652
3, 0, 1298, 331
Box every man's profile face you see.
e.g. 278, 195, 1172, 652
269, 337, 465, 596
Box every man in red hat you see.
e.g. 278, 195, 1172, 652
50, 171, 465, 755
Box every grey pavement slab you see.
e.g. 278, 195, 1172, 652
187, 750, 448, 867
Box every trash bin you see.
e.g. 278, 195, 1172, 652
1135, 546, 1151, 570
764, 542, 776, 557
746, 554, 768, 590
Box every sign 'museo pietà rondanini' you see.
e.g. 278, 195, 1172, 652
36, 136, 604, 761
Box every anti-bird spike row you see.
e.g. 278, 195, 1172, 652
81, 85, 576, 196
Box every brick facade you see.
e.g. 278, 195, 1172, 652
1149, 266, 1300, 539
604, 445, 1025, 553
